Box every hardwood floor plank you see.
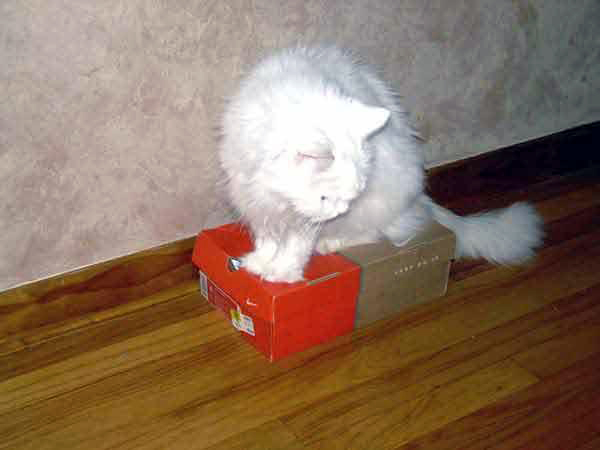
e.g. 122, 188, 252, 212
2, 228, 598, 450
506, 406, 600, 450
205, 420, 306, 450
282, 283, 600, 446
534, 182, 600, 223
512, 319, 600, 378
295, 360, 537, 450
393, 355, 600, 450
0, 276, 199, 357
72, 363, 534, 450
0, 292, 210, 382
0, 237, 196, 337
0, 307, 235, 415
443, 226, 600, 307
575, 434, 600, 450
0, 323, 288, 450
398, 358, 600, 450
543, 208, 600, 250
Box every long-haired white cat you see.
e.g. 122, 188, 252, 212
219, 46, 543, 283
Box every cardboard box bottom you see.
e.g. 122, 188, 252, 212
340, 222, 455, 328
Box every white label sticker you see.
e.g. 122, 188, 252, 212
230, 306, 255, 336
199, 270, 208, 299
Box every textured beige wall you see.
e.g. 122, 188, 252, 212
1, 0, 599, 290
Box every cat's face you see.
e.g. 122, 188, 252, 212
286, 133, 367, 222
267, 99, 390, 222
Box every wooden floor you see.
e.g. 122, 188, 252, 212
2, 131, 600, 448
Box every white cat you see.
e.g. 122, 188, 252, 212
219, 46, 543, 283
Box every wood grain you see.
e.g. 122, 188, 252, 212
1, 121, 599, 449
576, 434, 600, 450
282, 283, 600, 446
204, 420, 306, 450
0, 236, 196, 338
0, 292, 211, 381
1, 224, 598, 449
396, 356, 600, 450
511, 320, 600, 379
295, 360, 538, 450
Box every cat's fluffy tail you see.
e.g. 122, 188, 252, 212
424, 197, 544, 265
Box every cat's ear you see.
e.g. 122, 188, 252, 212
348, 103, 391, 138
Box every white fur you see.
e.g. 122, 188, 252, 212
219, 46, 543, 282
426, 199, 544, 264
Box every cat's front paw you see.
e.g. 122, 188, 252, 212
316, 237, 344, 254
239, 239, 279, 277
240, 250, 271, 278
262, 264, 305, 283
241, 251, 304, 283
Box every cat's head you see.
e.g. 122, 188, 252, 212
263, 94, 390, 222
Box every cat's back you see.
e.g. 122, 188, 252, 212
252, 46, 354, 81
239, 46, 375, 101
